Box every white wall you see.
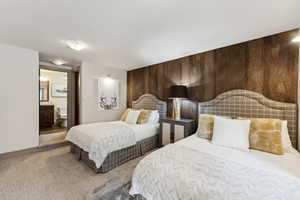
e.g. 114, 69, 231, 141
0, 44, 39, 154
80, 62, 127, 123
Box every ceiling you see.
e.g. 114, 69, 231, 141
0, 0, 299, 70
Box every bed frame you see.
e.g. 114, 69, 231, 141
130, 89, 298, 199
70, 94, 167, 173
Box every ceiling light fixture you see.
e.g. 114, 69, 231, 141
51, 58, 67, 66
292, 35, 300, 43
65, 40, 87, 51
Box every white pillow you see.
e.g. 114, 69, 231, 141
147, 110, 159, 124
152, 112, 160, 123
211, 117, 251, 151
125, 110, 141, 124
281, 120, 293, 151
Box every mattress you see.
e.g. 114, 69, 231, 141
66, 121, 159, 153
125, 123, 159, 142
130, 134, 300, 200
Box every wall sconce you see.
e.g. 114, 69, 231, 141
169, 85, 188, 120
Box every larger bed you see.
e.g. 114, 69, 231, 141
67, 94, 167, 173
129, 90, 300, 200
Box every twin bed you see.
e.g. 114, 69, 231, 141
66, 90, 300, 200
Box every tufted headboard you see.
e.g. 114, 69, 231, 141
199, 90, 298, 149
132, 94, 167, 117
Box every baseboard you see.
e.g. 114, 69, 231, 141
0, 141, 70, 161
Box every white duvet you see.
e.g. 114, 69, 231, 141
130, 135, 300, 200
66, 121, 158, 168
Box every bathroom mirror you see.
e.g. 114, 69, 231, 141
40, 81, 49, 102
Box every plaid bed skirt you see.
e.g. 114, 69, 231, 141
70, 135, 158, 173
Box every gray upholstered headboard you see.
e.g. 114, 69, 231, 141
132, 94, 167, 117
199, 90, 298, 149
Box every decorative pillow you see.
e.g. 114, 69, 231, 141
211, 117, 251, 151
197, 114, 231, 140
197, 114, 215, 140
125, 110, 141, 124
120, 108, 131, 121
240, 118, 284, 155
137, 110, 152, 124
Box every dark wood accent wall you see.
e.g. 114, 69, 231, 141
127, 29, 299, 120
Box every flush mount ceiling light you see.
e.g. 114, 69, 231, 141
292, 35, 300, 43
51, 58, 67, 66
64, 40, 87, 51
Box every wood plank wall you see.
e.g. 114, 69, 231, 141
127, 29, 299, 120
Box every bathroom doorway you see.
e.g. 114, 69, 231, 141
39, 65, 79, 146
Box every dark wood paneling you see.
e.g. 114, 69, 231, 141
215, 43, 247, 94
246, 39, 264, 94
127, 29, 299, 120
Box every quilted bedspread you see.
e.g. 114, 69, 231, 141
129, 136, 300, 200
66, 121, 136, 168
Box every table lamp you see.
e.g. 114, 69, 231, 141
169, 85, 188, 120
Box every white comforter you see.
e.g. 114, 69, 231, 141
66, 121, 137, 168
130, 135, 300, 200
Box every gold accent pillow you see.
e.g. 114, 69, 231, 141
240, 118, 283, 155
137, 110, 152, 124
197, 115, 215, 140
120, 109, 131, 121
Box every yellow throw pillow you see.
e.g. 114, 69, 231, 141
197, 115, 215, 140
137, 110, 152, 124
197, 114, 231, 140
240, 118, 283, 155
120, 109, 131, 121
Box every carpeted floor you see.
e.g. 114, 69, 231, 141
39, 131, 67, 146
0, 146, 147, 200
40, 127, 67, 135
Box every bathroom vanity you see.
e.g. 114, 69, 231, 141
39, 105, 54, 129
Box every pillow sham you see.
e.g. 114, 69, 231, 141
197, 114, 230, 140
120, 108, 131, 121
281, 120, 293, 151
147, 110, 159, 124
137, 110, 152, 124
211, 117, 251, 151
240, 118, 284, 155
197, 114, 215, 140
125, 110, 141, 124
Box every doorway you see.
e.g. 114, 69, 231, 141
39, 66, 79, 146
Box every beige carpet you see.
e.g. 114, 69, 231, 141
40, 127, 67, 135
39, 131, 67, 146
0, 146, 146, 200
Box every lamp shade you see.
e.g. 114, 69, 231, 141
169, 85, 188, 99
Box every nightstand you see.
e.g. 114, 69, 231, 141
159, 117, 196, 146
